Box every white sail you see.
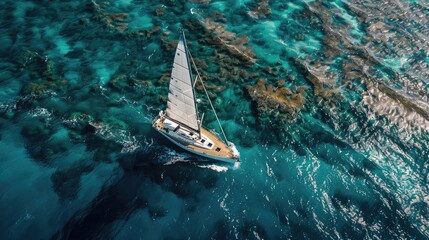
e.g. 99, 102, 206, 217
165, 36, 199, 130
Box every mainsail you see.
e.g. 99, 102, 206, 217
165, 33, 199, 131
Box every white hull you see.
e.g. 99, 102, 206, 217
157, 129, 238, 164
153, 116, 239, 164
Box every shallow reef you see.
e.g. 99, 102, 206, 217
0, 0, 429, 239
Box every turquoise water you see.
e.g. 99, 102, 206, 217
1, 0, 429, 239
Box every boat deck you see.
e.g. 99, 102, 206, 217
155, 120, 233, 159
188, 128, 233, 158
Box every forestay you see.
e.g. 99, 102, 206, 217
165, 36, 199, 131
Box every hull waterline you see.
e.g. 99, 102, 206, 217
153, 117, 239, 164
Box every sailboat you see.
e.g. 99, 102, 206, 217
153, 28, 240, 164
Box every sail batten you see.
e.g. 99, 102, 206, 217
166, 35, 199, 130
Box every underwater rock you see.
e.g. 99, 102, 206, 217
209, 11, 227, 23
89, 0, 164, 40
21, 79, 69, 96
89, 117, 126, 137
107, 74, 151, 92
293, 59, 341, 100
126, 26, 161, 39
63, 112, 95, 131
213, 50, 242, 72
188, 0, 211, 3
21, 120, 53, 141
89, 84, 103, 94
248, 1, 272, 19
378, 83, 429, 122
21, 83, 51, 96
341, 56, 363, 81
16, 50, 69, 97
155, 6, 164, 16
63, 112, 96, 143
20, 119, 59, 164
89, 0, 129, 33
52, 175, 148, 239
133, 79, 151, 88
156, 71, 171, 86
107, 74, 130, 90
308, 0, 398, 81
108, 13, 128, 23
51, 160, 95, 199
194, 76, 226, 95
161, 35, 178, 52
193, 58, 208, 70
16, 50, 56, 81
15, 50, 43, 69
187, 19, 256, 64
263, 67, 277, 76
239, 69, 249, 80
92, 140, 122, 162
246, 78, 307, 124
21, 115, 69, 160
250, 72, 260, 78
277, 80, 286, 88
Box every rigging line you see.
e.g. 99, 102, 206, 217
188, 51, 229, 144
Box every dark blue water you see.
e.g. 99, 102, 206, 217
1, 0, 428, 239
